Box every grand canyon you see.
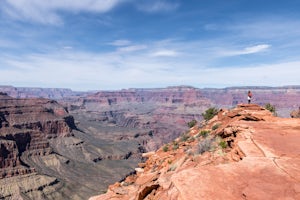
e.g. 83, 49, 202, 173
0, 85, 300, 199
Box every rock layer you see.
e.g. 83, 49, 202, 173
0, 93, 75, 178
90, 104, 300, 200
0, 93, 78, 199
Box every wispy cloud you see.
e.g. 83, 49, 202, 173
1, 12, 300, 90
1, 48, 300, 90
1, 0, 124, 24
220, 44, 271, 56
117, 45, 147, 52
150, 50, 178, 57
109, 40, 131, 46
136, 0, 179, 13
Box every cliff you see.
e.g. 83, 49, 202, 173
0, 93, 75, 178
0, 93, 77, 199
90, 104, 300, 200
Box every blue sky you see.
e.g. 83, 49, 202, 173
1, 0, 300, 91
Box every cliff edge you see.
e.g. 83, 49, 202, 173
90, 104, 300, 200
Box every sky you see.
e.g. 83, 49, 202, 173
1, 0, 300, 91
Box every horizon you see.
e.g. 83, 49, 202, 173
1, 1, 300, 90
1, 84, 300, 92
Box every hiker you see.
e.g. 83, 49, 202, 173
247, 90, 252, 104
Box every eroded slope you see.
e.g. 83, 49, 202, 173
90, 104, 300, 200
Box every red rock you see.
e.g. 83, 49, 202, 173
290, 107, 300, 118
89, 104, 300, 200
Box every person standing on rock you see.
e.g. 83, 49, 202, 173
247, 90, 252, 104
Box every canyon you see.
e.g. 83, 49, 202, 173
0, 85, 300, 199
0, 93, 141, 199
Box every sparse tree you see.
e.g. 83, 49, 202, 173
187, 119, 197, 128
202, 107, 218, 121
265, 103, 277, 116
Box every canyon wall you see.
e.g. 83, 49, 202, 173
0, 93, 145, 199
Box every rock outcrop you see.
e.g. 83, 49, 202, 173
90, 104, 300, 200
290, 107, 300, 118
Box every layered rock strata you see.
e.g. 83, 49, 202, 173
0, 93, 76, 199
0, 93, 147, 199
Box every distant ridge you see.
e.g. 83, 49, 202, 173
1, 85, 300, 117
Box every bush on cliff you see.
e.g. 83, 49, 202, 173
199, 130, 210, 138
265, 103, 277, 116
163, 145, 169, 152
187, 120, 197, 128
202, 107, 218, 121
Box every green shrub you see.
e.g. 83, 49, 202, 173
202, 107, 218, 121
265, 103, 277, 115
199, 130, 210, 137
180, 134, 190, 142
172, 141, 179, 150
212, 123, 220, 130
219, 140, 227, 149
187, 120, 197, 128
163, 145, 169, 152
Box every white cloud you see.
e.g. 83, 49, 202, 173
137, 0, 179, 13
117, 45, 147, 52
221, 44, 271, 56
0, 42, 299, 91
243, 44, 270, 54
150, 50, 178, 57
1, 0, 124, 24
0, 35, 297, 90
109, 40, 131, 46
